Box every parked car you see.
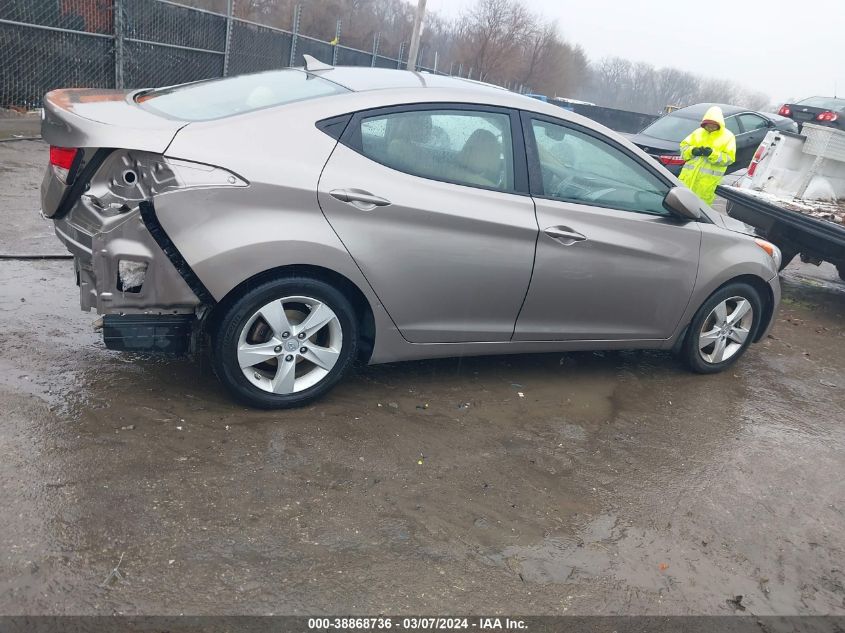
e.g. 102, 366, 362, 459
628, 103, 798, 175
40, 58, 782, 408
778, 96, 845, 132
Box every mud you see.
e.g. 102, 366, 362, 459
1, 143, 844, 616
0, 114, 40, 141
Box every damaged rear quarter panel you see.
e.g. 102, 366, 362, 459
54, 150, 211, 314
91, 209, 200, 313
156, 103, 384, 311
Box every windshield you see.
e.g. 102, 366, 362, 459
136, 69, 349, 121
797, 96, 845, 111
639, 114, 699, 142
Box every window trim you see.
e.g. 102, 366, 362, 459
724, 114, 743, 136
520, 110, 704, 221
735, 112, 770, 135
338, 102, 530, 195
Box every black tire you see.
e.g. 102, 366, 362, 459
837, 263, 845, 282
682, 282, 763, 374
212, 276, 358, 409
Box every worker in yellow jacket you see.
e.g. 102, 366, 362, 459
678, 106, 736, 204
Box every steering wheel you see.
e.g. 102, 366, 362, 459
543, 166, 591, 200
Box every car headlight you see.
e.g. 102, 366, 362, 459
755, 238, 781, 270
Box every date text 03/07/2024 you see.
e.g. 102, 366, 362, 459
306, 617, 528, 630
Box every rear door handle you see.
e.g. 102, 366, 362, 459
330, 188, 391, 209
544, 226, 587, 245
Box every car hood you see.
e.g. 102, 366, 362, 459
711, 210, 757, 236
626, 133, 682, 154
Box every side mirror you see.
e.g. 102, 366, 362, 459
663, 186, 703, 220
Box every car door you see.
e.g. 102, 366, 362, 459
514, 113, 701, 342
735, 113, 772, 168
721, 114, 744, 171
317, 104, 538, 343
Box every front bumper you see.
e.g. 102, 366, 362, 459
759, 273, 782, 341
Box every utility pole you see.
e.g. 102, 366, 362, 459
405, 0, 427, 72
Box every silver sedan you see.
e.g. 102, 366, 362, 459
40, 58, 781, 408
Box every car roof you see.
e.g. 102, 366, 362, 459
312, 66, 509, 95
670, 103, 747, 118
302, 65, 589, 120
171, 66, 648, 164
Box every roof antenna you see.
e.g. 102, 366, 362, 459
303, 54, 334, 72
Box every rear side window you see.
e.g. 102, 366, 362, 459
355, 109, 515, 192
136, 69, 349, 121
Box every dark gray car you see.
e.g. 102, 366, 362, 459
39, 61, 782, 409
629, 103, 798, 175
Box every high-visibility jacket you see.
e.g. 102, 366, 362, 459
678, 106, 736, 204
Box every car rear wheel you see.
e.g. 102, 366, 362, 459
212, 276, 358, 409
682, 282, 762, 374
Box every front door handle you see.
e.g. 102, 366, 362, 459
544, 226, 587, 245
330, 188, 391, 209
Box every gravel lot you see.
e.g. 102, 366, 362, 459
1, 139, 844, 617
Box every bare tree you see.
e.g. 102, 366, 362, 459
226, 0, 767, 113
518, 19, 557, 87
456, 0, 533, 82
580, 55, 771, 114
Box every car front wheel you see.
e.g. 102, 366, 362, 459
682, 282, 763, 374
212, 276, 358, 409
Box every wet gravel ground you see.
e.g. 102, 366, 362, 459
1, 141, 844, 616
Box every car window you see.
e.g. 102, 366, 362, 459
798, 96, 845, 111
136, 69, 349, 121
737, 113, 768, 133
724, 116, 741, 135
530, 119, 670, 216
357, 109, 514, 192
639, 114, 700, 142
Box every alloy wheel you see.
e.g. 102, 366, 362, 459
237, 296, 343, 394
697, 296, 754, 365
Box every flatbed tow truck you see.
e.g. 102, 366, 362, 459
716, 122, 845, 278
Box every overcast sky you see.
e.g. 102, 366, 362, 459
426, 0, 843, 104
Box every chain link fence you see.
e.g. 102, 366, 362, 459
0, 0, 452, 109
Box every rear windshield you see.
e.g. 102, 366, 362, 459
639, 114, 699, 142
797, 96, 845, 111
136, 69, 349, 121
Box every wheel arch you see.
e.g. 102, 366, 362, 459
676, 274, 774, 351
728, 274, 775, 343
206, 264, 377, 363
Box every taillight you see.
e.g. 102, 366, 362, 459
49, 146, 78, 183
816, 111, 839, 122
658, 154, 686, 166
747, 144, 768, 177
778, 105, 791, 117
